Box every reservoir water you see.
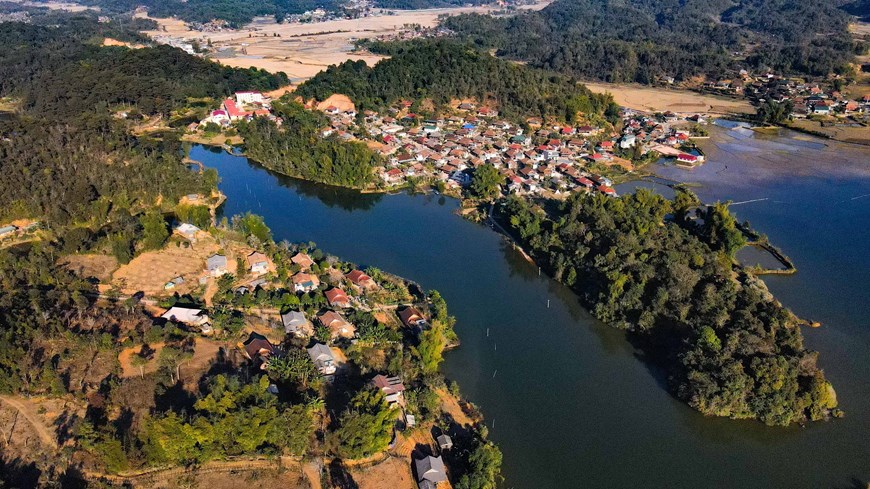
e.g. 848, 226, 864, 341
190, 122, 869, 489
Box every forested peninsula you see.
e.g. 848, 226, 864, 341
498, 190, 838, 426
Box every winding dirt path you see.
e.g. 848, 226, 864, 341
0, 395, 58, 449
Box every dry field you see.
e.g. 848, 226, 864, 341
111, 236, 220, 296
584, 82, 754, 115
118, 338, 223, 386
5, 0, 96, 11
140, 2, 550, 80
349, 456, 416, 489
788, 119, 870, 145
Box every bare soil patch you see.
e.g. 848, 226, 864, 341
103, 38, 145, 49
316, 94, 355, 112
61, 254, 119, 283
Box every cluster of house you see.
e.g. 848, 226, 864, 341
199, 91, 276, 128
704, 70, 870, 119
321, 100, 628, 197
617, 109, 707, 167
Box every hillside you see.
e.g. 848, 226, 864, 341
297, 40, 620, 123
443, 0, 865, 83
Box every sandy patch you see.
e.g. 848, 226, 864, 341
584, 82, 754, 115
316, 94, 355, 112
103, 38, 145, 49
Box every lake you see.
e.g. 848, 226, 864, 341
190, 122, 869, 488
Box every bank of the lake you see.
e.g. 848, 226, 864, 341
191, 120, 869, 488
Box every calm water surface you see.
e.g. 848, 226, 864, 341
191, 123, 869, 488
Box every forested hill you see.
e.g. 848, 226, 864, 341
296, 40, 620, 123
0, 17, 283, 227
443, 0, 865, 83
0, 21, 286, 117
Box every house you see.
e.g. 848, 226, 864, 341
317, 310, 355, 339
247, 251, 270, 275
206, 254, 228, 277
235, 91, 264, 105
398, 306, 428, 330
676, 153, 700, 166
0, 225, 18, 238
414, 455, 447, 488
161, 306, 209, 326
371, 374, 405, 406
437, 434, 453, 451
325, 287, 351, 308
620, 135, 637, 149
164, 276, 184, 290
292, 272, 320, 293
242, 332, 274, 367
346, 270, 376, 289
175, 223, 201, 241
812, 102, 831, 115
291, 252, 315, 270
281, 310, 311, 337
307, 343, 336, 375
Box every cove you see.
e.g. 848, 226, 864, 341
190, 125, 870, 488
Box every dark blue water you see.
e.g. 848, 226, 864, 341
191, 126, 870, 489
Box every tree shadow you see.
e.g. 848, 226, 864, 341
0, 458, 41, 488
327, 458, 359, 489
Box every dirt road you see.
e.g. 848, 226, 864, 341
0, 395, 58, 449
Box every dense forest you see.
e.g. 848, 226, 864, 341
238, 100, 381, 188
298, 40, 620, 123
0, 21, 286, 117
0, 18, 286, 226
443, 0, 865, 83
499, 190, 838, 426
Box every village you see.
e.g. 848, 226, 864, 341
193, 89, 727, 200
69, 209, 479, 488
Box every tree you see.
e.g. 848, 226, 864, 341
416, 323, 447, 374
456, 438, 503, 489
470, 164, 502, 200
704, 202, 746, 257
139, 211, 169, 250
266, 349, 318, 388
330, 388, 396, 459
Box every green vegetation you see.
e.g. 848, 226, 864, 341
328, 388, 396, 459
470, 164, 503, 201
444, 0, 863, 83
298, 40, 619, 123
499, 190, 837, 425
139, 375, 313, 464
238, 99, 381, 188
